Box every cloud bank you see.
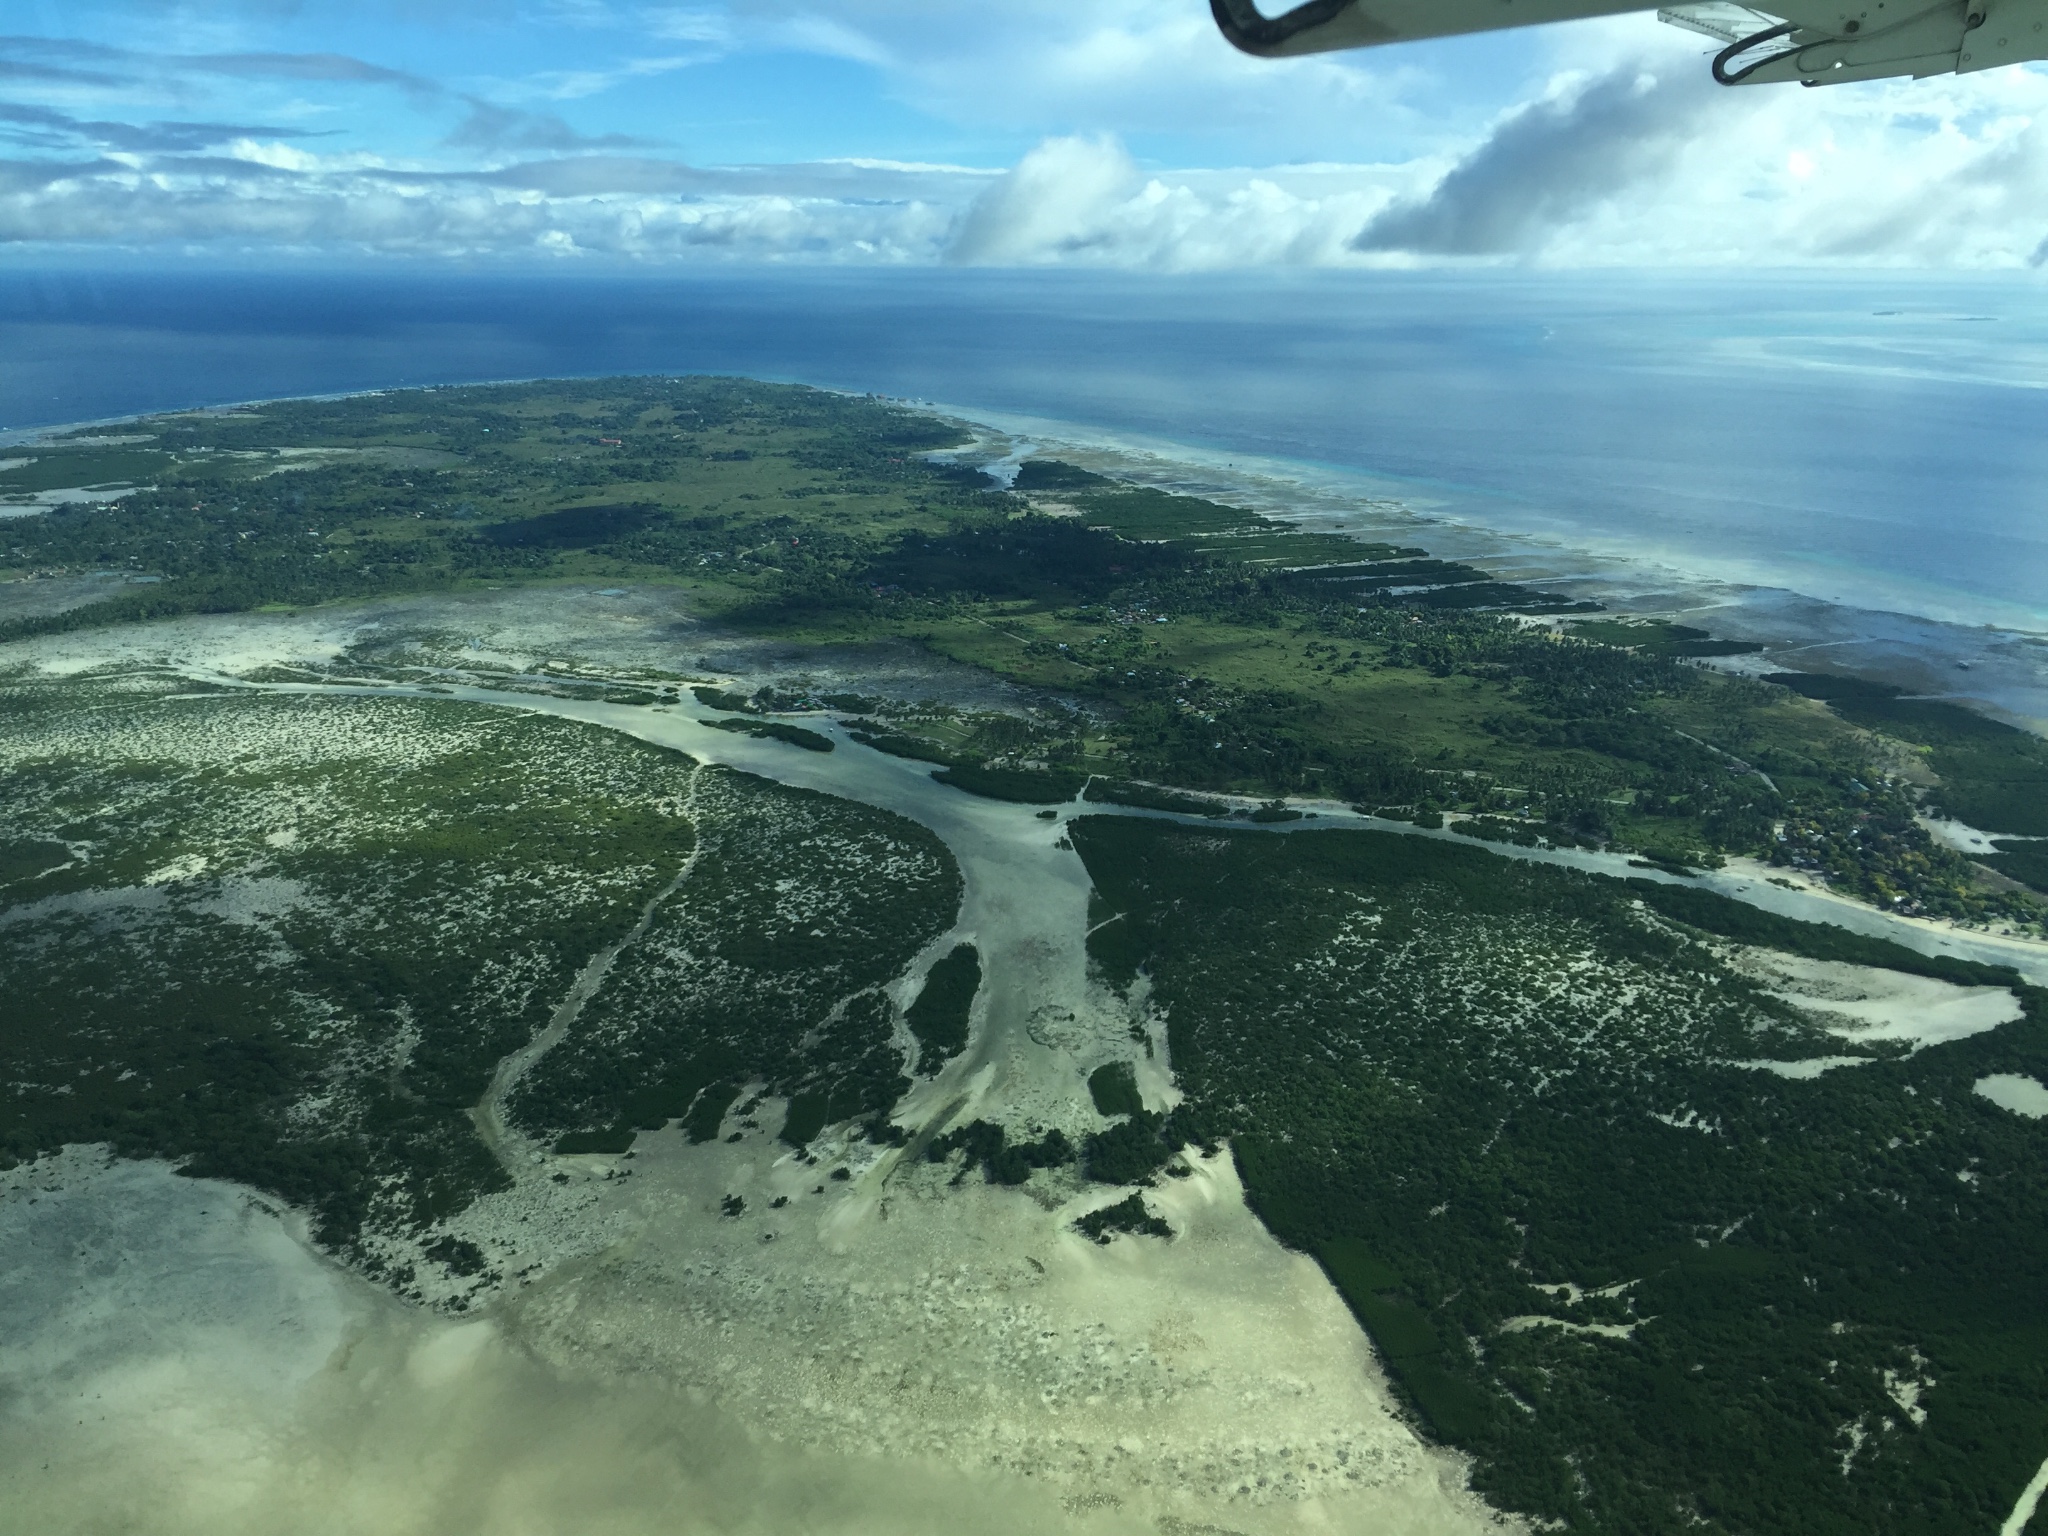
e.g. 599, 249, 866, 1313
4, 13, 2048, 267
1355, 66, 1728, 255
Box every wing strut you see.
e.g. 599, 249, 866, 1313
1208, 0, 2043, 86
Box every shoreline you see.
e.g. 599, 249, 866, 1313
924, 402, 2048, 732
8, 378, 2048, 732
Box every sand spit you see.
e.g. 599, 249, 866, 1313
1727, 948, 2023, 1050
0, 1154, 1298, 1536
1716, 949, 2024, 1079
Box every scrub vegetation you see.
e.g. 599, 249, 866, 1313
0, 676, 693, 1264
923, 1118, 1075, 1186
3, 376, 2032, 930
903, 942, 981, 1075
1074, 1192, 1172, 1243
0, 674, 961, 1292
1071, 814, 2048, 1536
506, 766, 958, 1147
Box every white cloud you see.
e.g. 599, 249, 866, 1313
945, 134, 1393, 269
0, 151, 959, 260
224, 138, 335, 171
763, 13, 895, 66
640, 9, 736, 45
948, 134, 1140, 264
1354, 64, 1730, 256
6, 6, 2048, 268
8, 87, 2048, 269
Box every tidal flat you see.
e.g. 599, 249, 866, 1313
0, 1148, 1496, 1536
0, 604, 1494, 1531
3, 597, 2041, 1533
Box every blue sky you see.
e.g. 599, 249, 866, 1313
5, 0, 2048, 267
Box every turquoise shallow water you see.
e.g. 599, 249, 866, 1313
4, 265, 2044, 718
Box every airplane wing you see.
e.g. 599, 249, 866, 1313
1210, 0, 2048, 85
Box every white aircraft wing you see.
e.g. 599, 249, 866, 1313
1210, 0, 2048, 85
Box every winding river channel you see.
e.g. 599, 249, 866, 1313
206, 671, 2048, 991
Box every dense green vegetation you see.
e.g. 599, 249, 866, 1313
1984, 840, 2048, 896
1082, 1109, 1181, 1184
1074, 1192, 1172, 1243
0, 443, 176, 493
1081, 779, 1227, 816
931, 763, 1084, 803
903, 942, 981, 1074
847, 726, 960, 766
4, 377, 2035, 930
507, 768, 960, 1146
1768, 672, 2048, 840
0, 679, 698, 1278
699, 716, 834, 751
1072, 814, 2048, 1535
1564, 618, 1764, 659
1087, 1060, 1145, 1118
923, 1117, 1074, 1186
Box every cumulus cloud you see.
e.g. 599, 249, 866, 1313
704, 0, 1475, 162
7, 102, 2047, 270
1527, 59, 2048, 266
1354, 64, 1730, 255
948, 135, 1140, 264
0, 149, 960, 261
944, 134, 1395, 269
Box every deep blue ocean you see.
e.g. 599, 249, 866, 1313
5, 266, 2045, 719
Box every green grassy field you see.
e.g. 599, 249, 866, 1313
4, 376, 2036, 927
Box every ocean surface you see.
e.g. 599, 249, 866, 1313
4, 265, 2045, 723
